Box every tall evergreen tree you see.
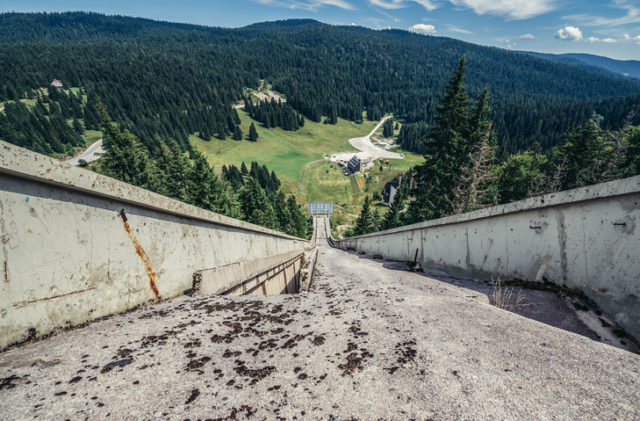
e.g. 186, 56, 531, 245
382, 118, 394, 138
286, 195, 308, 238
238, 177, 278, 229
72, 117, 84, 135
248, 122, 258, 142
232, 124, 242, 140
553, 119, 603, 190
382, 182, 409, 230
408, 56, 470, 222
354, 196, 377, 235
98, 101, 149, 187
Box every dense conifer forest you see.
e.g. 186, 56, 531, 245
96, 102, 311, 238
1, 12, 639, 156
347, 58, 640, 236
2, 12, 640, 237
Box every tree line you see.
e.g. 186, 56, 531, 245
1, 12, 639, 158
97, 102, 311, 238
348, 58, 640, 236
245, 98, 305, 131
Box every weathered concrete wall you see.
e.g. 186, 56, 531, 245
197, 250, 304, 295
0, 141, 307, 350
335, 176, 640, 342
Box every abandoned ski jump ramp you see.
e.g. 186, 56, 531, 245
0, 141, 639, 419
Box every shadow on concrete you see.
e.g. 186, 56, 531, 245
353, 252, 600, 343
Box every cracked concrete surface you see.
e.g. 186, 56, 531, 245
1, 235, 639, 419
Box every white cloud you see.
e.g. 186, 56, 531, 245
254, 0, 355, 10
412, 0, 438, 11
562, 0, 640, 27
449, 0, 556, 20
588, 36, 625, 43
555, 26, 583, 41
370, 0, 407, 9
370, 0, 558, 18
369, 0, 438, 11
408, 23, 437, 34
495, 37, 516, 48
519, 33, 536, 39
447, 25, 472, 34
624, 33, 631, 40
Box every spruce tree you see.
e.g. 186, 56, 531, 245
382, 183, 409, 230
98, 101, 149, 187
248, 122, 258, 142
232, 124, 242, 140
72, 117, 85, 135
286, 195, 308, 238
408, 56, 470, 222
354, 196, 377, 235
554, 119, 602, 190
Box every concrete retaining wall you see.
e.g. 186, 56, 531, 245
0, 141, 307, 350
335, 176, 640, 342
196, 250, 304, 295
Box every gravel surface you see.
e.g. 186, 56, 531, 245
331, 116, 404, 163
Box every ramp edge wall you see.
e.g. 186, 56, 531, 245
0, 141, 307, 350
335, 176, 640, 342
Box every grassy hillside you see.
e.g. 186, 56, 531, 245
192, 111, 424, 220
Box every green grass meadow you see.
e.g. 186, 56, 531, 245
192, 110, 424, 221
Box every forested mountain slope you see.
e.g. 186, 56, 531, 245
1, 12, 639, 155
526, 52, 640, 80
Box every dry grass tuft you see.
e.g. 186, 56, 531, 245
491, 277, 525, 311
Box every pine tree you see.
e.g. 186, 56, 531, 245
238, 178, 278, 229
408, 56, 470, 222
554, 119, 602, 190
286, 195, 308, 238
382, 182, 409, 230
165, 142, 190, 202
383, 118, 394, 138
495, 147, 548, 203
447, 122, 496, 214
354, 196, 377, 235
98, 101, 149, 187
624, 126, 640, 176
72, 117, 85, 135
232, 124, 242, 140
248, 122, 258, 142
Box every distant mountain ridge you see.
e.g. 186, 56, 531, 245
524, 51, 640, 80
1, 12, 639, 155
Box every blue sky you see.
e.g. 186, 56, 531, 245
2, 0, 640, 60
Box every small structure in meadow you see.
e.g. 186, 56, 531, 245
347, 156, 361, 173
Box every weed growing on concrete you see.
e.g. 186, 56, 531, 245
491, 277, 525, 311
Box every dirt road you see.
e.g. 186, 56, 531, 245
65, 139, 104, 166
331, 115, 404, 163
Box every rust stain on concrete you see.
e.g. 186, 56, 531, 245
12, 287, 96, 308
118, 209, 161, 301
